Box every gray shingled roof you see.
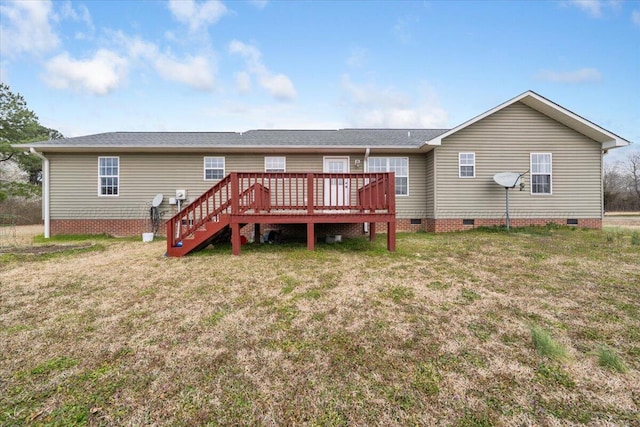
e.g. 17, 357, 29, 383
19, 129, 450, 149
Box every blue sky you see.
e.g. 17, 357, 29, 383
1, 0, 638, 162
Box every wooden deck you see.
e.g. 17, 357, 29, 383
166, 172, 396, 256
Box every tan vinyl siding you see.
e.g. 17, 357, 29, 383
434, 102, 602, 219
49, 152, 428, 219
396, 154, 428, 219
425, 150, 435, 218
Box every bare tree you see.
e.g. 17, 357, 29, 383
603, 163, 624, 211
620, 152, 640, 207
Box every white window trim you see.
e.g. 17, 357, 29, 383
98, 156, 119, 197
530, 152, 552, 195
367, 156, 409, 197
458, 152, 476, 178
264, 156, 286, 172
203, 156, 225, 181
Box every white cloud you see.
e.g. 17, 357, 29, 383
0, 0, 59, 57
154, 54, 215, 90
228, 40, 262, 69
565, 0, 623, 18
168, 0, 227, 32
44, 49, 128, 95
340, 75, 447, 128
111, 31, 216, 91
250, 0, 269, 9
567, 0, 603, 17
59, 1, 93, 28
258, 73, 296, 101
113, 32, 159, 60
536, 67, 603, 83
632, 10, 640, 26
234, 71, 251, 93
228, 40, 296, 101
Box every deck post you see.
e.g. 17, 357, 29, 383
307, 222, 315, 251
231, 222, 241, 255
307, 173, 314, 214
387, 221, 396, 252
230, 172, 239, 215
369, 222, 376, 242
254, 223, 260, 243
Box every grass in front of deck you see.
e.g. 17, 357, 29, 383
1, 226, 639, 426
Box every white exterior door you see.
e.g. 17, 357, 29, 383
323, 157, 350, 207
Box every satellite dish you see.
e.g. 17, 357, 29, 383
493, 172, 522, 188
152, 194, 163, 207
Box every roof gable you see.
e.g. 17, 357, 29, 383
425, 91, 631, 151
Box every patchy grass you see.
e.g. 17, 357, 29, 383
0, 226, 639, 425
597, 346, 628, 373
530, 325, 570, 362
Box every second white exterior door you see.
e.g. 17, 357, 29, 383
323, 157, 350, 207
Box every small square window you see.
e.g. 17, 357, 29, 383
204, 157, 225, 180
265, 156, 286, 172
410, 218, 422, 225
567, 219, 578, 226
462, 219, 475, 226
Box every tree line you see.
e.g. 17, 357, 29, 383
604, 152, 640, 212
0, 83, 63, 204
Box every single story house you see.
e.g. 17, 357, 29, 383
16, 90, 630, 255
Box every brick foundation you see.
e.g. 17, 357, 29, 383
51, 217, 602, 239
51, 219, 149, 237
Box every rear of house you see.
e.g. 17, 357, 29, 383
16, 91, 630, 241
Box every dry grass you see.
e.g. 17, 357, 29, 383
1, 225, 639, 426
604, 213, 640, 231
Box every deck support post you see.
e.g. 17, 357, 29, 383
307, 173, 314, 214
254, 223, 260, 243
387, 221, 396, 252
369, 222, 376, 242
307, 222, 315, 251
231, 222, 241, 255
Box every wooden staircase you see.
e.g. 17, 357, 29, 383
166, 174, 270, 257
165, 215, 231, 257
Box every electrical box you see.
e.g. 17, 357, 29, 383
175, 189, 187, 200
169, 197, 177, 205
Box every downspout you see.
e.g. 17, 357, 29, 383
601, 148, 606, 219
29, 148, 50, 238
364, 148, 370, 233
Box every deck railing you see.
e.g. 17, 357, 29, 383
167, 172, 395, 247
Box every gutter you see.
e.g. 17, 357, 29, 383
28, 148, 50, 238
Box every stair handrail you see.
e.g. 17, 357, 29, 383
166, 174, 232, 247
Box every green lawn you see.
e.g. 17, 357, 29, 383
1, 226, 639, 426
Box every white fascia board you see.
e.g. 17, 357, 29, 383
602, 139, 631, 151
